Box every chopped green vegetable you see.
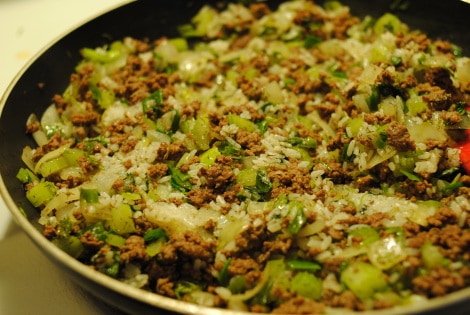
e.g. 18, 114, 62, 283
26, 181, 57, 207
287, 259, 322, 271
341, 262, 389, 300
16, 167, 38, 184
290, 271, 323, 300
143, 227, 168, 243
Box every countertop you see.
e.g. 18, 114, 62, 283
0, 1, 130, 314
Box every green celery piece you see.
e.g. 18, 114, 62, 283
26, 181, 57, 207
237, 168, 258, 187
81, 47, 121, 63
200, 147, 220, 166
192, 115, 211, 150
169, 38, 189, 51
373, 13, 403, 35
288, 202, 306, 234
63, 148, 86, 166
80, 188, 99, 204
421, 241, 447, 269
348, 226, 380, 247
53, 236, 84, 258
228, 113, 257, 132
109, 204, 136, 235
228, 275, 247, 294
38, 156, 70, 177
341, 262, 388, 301
146, 238, 165, 257
107, 233, 126, 248
16, 167, 38, 184
143, 227, 168, 243
290, 271, 323, 300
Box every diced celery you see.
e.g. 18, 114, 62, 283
228, 275, 247, 293
53, 236, 84, 258
193, 115, 211, 150
169, 38, 189, 52
290, 271, 322, 300
226, 69, 240, 88
347, 117, 364, 137
80, 188, 99, 203
291, 147, 313, 169
26, 181, 57, 207
406, 93, 428, 116
341, 262, 389, 300
373, 13, 404, 35
108, 204, 136, 235
38, 156, 70, 177
146, 238, 165, 257
348, 226, 380, 246
81, 47, 121, 63
200, 147, 220, 166
63, 148, 86, 166
143, 227, 168, 242
228, 113, 257, 132
421, 241, 446, 269
16, 167, 38, 184
236, 168, 258, 187
107, 233, 126, 247
121, 192, 141, 202
288, 202, 306, 234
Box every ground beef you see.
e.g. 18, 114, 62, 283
198, 156, 235, 191
80, 230, 104, 249
324, 290, 364, 311
385, 121, 415, 152
147, 163, 168, 179
269, 164, 314, 198
156, 277, 176, 298
272, 297, 325, 314
186, 188, 217, 207
234, 129, 264, 156
412, 266, 465, 297
120, 235, 149, 264
249, 2, 270, 19
171, 231, 216, 261
227, 257, 259, 275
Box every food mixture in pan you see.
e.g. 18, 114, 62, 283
18, 0, 470, 313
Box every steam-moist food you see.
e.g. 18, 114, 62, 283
18, 1, 470, 313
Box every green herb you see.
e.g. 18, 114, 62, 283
143, 227, 168, 243
304, 34, 322, 48
400, 169, 421, 181
256, 169, 272, 194
287, 259, 322, 271
288, 202, 306, 234
168, 165, 193, 192
218, 258, 232, 286
174, 281, 201, 300
142, 90, 164, 117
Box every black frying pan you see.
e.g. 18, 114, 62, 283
1, 1, 470, 314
